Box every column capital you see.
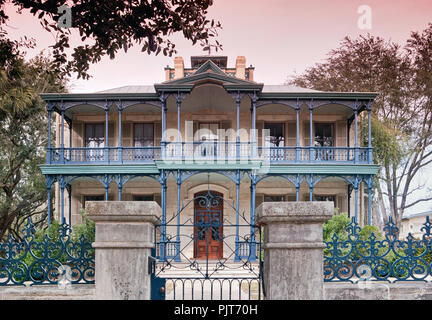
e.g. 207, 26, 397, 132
257, 201, 334, 225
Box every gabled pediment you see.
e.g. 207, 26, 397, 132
159, 59, 260, 87
194, 60, 227, 76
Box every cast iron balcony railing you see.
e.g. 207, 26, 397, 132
46, 144, 373, 164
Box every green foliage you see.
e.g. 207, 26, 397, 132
0, 32, 67, 241
0, 0, 223, 79
323, 210, 350, 243
72, 209, 95, 243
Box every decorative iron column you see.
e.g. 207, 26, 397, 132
235, 92, 242, 159
175, 92, 186, 159
104, 174, 109, 201
235, 169, 241, 261
354, 105, 359, 164
59, 175, 66, 223
105, 104, 109, 163
46, 105, 52, 164
60, 106, 65, 164
175, 170, 182, 262
66, 184, 72, 226
249, 171, 258, 261
160, 93, 167, 159
69, 119, 72, 149
308, 174, 314, 202
309, 100, 314, 162
117, 174, 123, 201
46, 175, 55, 226
295, 174, 301, 202
353, 175, 360, 222
159, 170, 167, 261
296, 100, 301, 162
250, 92, 258, 158
367, 103, 372, 163
347, 184, 353, 218
118, 101, 123, 163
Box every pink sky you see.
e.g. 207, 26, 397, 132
3, 0, 432, 93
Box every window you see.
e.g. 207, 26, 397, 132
264, 123, 285, 147
264, 195, 285, 202
197, 123, 219, 157
82, 195, 104, 209
198, 123, 219, 142
134, 123, 154, 147
85, 123, 105, 161
133, 194, 154, 201
85, 123, 105, 148
314, 123, 334, 147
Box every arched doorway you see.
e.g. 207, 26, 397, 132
193, 190, 223, 259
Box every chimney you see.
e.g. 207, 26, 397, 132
164, 65, 171, 81
235, 56, 246, 79
174, 56, 184, 79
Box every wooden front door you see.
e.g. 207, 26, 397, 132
193, 191, 223, 259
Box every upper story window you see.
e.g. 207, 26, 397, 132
264, 195, 285, 202
82, 195, 104, 208
198, 123, 219, 142
315, 123, 334, 147
134, 123, 154, 147
265, 123, 285, 147
85, 123, 105, 148
133, 194, 154, 201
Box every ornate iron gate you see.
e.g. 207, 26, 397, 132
150, 190, 264, 300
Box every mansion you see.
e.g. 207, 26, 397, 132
39, 55, 379, 261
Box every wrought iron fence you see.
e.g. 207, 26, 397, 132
0, 218, 94, 286
324, 217, 432, 283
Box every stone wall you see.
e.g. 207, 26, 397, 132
0, 285, 95, 300
2, 283, 432, 300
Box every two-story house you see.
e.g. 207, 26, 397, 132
39, 55, 379, 261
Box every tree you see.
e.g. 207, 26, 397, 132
288, 25, 432, 232
0, 31, 67, 241
0, 0, 222, 79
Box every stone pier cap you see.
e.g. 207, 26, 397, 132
256, 201, 334, 224
86, 201, 161, 224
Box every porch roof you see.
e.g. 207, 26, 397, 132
40, 84, 378, 102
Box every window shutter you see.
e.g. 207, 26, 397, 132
122, 122, 132, 147
220, 120, 232, 142
72, 122, 83, 147
286, 122, 296, 146
154, 122, 161, 146
336, 121, 347, 147
256, 121, 264, 146
303, 121, 310, 147
108, 122, 115, 146
193, 121, 199, 141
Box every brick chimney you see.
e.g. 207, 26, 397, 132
174, 56, 184, 79
235, 56, 246, 79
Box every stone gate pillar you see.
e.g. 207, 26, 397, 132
86, 201, 161, 300
256, 201, 333, 300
